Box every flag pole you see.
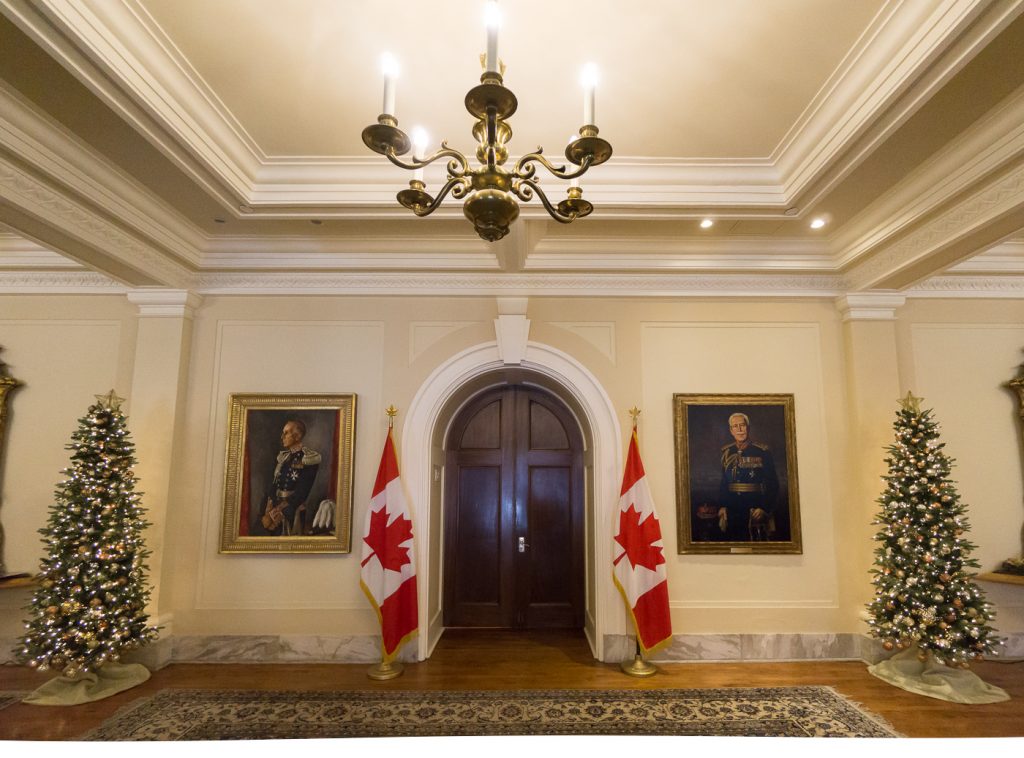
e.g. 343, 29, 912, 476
620, 406, 659, 678
367, 405, 405, 681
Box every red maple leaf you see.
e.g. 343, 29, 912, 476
613, 504, 665, 570
361, 508, 413, 572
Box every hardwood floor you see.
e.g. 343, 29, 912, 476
1, 629, 1022, 740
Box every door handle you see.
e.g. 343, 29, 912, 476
518, 536, 528, 553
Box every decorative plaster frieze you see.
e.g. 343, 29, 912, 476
0, 270, 127, 293
0, 158, 193, 288
835, 292, 906, 321
0, 83, 205, 265
834, 86, 1024, 268
905, 275, 1024, 298
845, 160, 1024, 290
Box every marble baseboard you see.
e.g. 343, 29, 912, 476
607, 633, 869, 663
605, 633, 1024, 664
171, 635, 417, 664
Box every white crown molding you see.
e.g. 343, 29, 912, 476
844, 158, 1024, 290
8, 0, 1012, 219
0, 153, 193, 288
527, 236, 833, 272
777, 0, 1020, 205
948, 239, 1024, 272
1, 0, 255, 207
833, 85, 1024, 268
0, 248, 81, 269
0, 82, 205, 266
191, 271, 847, 297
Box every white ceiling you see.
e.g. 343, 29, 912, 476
0, 0, 1023, 297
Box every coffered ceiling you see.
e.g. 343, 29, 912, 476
1, 0, 1023, 296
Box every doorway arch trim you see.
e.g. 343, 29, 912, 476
402, 340, 623, 661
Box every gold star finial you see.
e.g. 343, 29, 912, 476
386, 405, 398, 429
899, 391, 922, 413
628, 406, 641, 430
94, 389, 125, 411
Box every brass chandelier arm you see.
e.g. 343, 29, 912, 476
401, 176, 472, 217
513, 179, 580, 224
385, 143, 471, 177
515, 150, 594, 183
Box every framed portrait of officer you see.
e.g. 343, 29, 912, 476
220, 393, 356, 554
673, 393, 802, 555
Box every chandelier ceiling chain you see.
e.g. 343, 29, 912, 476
361, 2, 612, 242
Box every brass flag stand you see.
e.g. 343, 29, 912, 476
366, 406, 405, 681
619, 408, 659, 678
621, 638, 658, 677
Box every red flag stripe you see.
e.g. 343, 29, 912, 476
379, 576, 419, 656
632, 580, 672, 651
619, 431, 646, 495
372, 429, 400, 497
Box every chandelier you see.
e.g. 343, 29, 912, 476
361, 2, 612, 242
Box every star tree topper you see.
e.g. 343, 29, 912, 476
898, 391, 922, 413
94, 389, 126, 411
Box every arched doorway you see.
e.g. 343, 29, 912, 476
403, 341, 623, 661
442, 384, 585, 629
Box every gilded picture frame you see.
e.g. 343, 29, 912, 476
673, 393, 802, 555
220, 393, 356, 554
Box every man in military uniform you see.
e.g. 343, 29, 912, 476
718, 412, 779, 541
258, 419, 321, 536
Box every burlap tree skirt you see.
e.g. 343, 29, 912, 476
868, 646, 1009, 704
23, 662, 150, 706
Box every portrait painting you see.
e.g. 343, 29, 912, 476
220, 393, 356, 553
673, 393, 802, 554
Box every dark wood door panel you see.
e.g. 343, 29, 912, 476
445, 385, 583, 630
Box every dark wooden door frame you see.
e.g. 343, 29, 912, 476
442, 384, 585, 629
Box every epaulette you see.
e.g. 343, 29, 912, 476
752, 441, 770, 451
301, 447, 322, 465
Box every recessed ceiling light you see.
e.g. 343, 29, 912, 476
810, 217, 826, 229
700, 218, 714, 229
784, 207, 799, 216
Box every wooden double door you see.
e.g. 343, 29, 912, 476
443, 385, 584, 629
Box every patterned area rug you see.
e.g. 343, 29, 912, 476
84, 686, 900, 739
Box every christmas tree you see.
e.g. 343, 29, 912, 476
16, 391, 158, 676
867, 392, 1001, 668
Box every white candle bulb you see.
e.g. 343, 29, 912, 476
381, 53, 399, 116
484, 1, 500, 73
581, 62, 599, 125
412, 127, 429, 182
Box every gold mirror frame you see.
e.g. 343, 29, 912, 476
0, 348, 22, 578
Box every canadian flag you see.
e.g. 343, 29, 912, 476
612, 430, 672, 654
360, 429, 418, 661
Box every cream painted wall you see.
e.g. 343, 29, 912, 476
0, 296, 137, 640
2, 293, 1022, 654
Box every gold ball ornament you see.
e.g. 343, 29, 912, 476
46, 605, 59, 616
78, 546, 90, 555
883, 641, 894, 651
89, 598, 102, 607
953, 599, 963, 608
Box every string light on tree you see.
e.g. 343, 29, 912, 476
866, 392, 1001, 668
16, 391, 158, 676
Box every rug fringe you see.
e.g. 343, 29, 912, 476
820, 684, 905, 738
